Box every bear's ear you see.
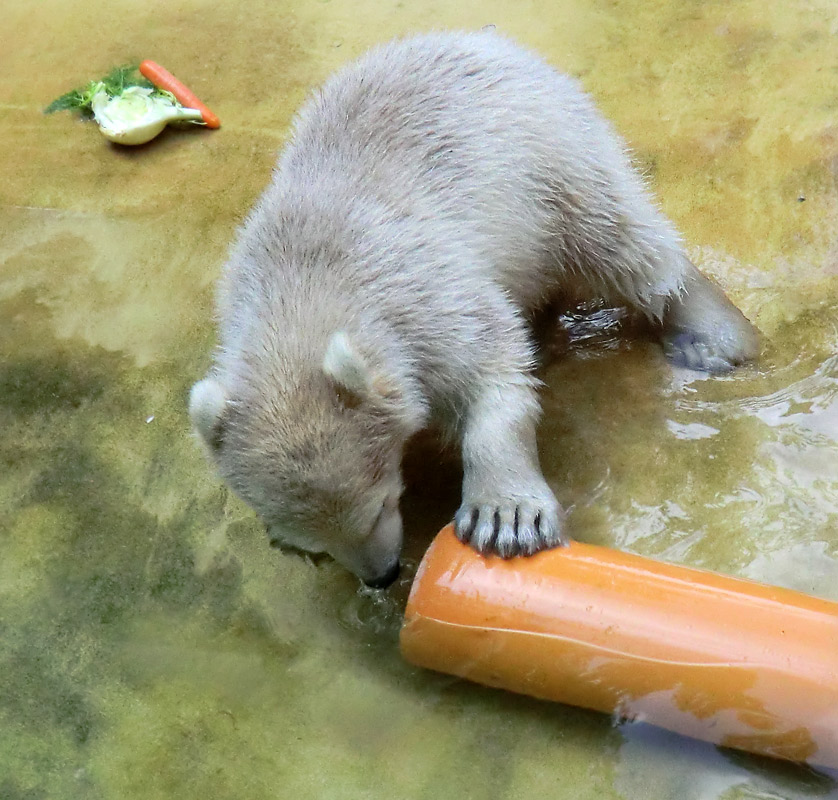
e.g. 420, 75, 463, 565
322, 332, 425, 431
189, 377, 229, 451
322, 332, 374, 408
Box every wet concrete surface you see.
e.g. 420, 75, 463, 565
2, 0, 837, 797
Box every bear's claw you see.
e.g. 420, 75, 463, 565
454, 497, 566, 558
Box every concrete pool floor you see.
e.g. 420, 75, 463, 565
2, 0, 838, 797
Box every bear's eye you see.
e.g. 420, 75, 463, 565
269, 539, 329, 565
369, 501, 387, 533
267, 529, 329, 564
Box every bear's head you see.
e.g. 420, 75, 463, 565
189, 331, 425, 588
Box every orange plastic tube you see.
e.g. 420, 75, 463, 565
400, 527, 838, 770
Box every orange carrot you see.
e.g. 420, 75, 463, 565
139, 60, 220, 129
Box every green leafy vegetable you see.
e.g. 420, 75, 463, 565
45, 64, 204, 145
44, 65, 155, 115
44, 88, 93, 115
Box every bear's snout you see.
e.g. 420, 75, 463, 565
363, 559, 401, 589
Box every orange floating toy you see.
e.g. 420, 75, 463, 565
400, 526, 838, 770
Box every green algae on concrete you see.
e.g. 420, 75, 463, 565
1, 0, 837, 798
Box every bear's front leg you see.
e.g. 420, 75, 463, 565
454, 379, 566, 557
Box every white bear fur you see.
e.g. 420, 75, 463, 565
190, 31, 758, 585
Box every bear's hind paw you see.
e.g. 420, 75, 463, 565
662, 331, 743, 373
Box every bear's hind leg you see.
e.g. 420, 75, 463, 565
542, 117, 759, 373
559, 191, 759, 373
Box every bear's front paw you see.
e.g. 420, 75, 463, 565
454, 492, 566, 558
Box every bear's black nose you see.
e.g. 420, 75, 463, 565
364, 560, 401, 589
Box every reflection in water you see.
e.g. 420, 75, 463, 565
545, 313, 838, 588
665, 419, 721, 440
615, 723, 838, 800
677, 342, 838, 582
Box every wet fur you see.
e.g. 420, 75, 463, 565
190, 31, 758, 583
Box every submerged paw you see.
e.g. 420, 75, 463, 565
454, 496, 566, 557
662, 284, 760, 374
663, 328, 758, 374
663, 332, 738, 372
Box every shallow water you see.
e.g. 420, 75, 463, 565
2, 0, 837, 798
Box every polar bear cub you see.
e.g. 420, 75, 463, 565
189, 31, 758, 587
